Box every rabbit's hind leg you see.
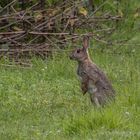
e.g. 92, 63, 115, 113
94, 97, 101, 108
90, 94, 101, 107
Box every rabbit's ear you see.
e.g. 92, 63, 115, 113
82, 36, 89, 50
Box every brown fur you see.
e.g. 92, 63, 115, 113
69, 36, 115, 106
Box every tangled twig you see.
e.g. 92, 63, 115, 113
0, 0, 126, 66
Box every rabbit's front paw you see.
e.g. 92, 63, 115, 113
81, 83, 88, 95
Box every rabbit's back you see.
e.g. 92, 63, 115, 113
86, 62, 114, 93
77, 61, 115, 105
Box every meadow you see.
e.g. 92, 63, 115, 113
0, 0, 140, 139
0, 40, 140, 140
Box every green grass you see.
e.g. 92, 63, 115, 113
0, 0, 140, 139
0, 45, 140, 140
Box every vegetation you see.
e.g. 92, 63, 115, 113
0, 41, 140, 139
0, 0, 140, 140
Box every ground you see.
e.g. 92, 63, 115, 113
0, 44, 139, 140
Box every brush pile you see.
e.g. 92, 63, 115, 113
0, 0, 122, 62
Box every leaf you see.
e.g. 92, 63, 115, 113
134, 13, 139, 18
47, 20, 54, 30
79, 7, 88, 16
69, 19, 75, 26
13, 26, 22, 31
118, 9, 123, 17
34, 12, 43, 22
47, 8, 60, 17
134, 8, 140, 18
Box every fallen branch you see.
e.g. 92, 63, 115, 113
0, 31, 25, 35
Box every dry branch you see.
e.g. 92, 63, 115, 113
0, 0, 124, 65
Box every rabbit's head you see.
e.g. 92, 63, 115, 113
69, 36, 90, 62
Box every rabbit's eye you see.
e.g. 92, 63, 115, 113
77, 49, 80, 53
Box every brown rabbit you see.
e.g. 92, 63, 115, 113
69, 36, 115, 107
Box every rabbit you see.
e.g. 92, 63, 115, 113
69, 36, 115, 107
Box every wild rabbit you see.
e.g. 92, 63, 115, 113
69, 36, 115, 107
